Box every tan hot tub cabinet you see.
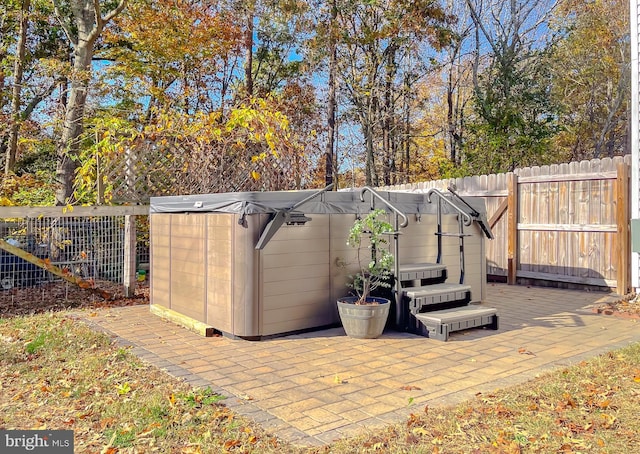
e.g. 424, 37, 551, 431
149, 187, 496, 340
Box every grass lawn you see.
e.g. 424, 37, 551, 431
1, 311, 639, 453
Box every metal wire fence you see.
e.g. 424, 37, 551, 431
1, 216, 123, 288
0, 206, 148, 307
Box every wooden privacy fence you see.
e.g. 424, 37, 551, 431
384, 155, 631, 295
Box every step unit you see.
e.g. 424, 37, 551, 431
414, 306, 499, 341
403, 282, 472, 313
398, 262, 447, 286
396, 262, 499, 341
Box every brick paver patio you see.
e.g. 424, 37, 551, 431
79, 284, 640, 446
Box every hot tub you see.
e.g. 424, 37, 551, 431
149, 187, 490, 339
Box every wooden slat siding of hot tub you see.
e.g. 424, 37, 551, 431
399, 215, 485, 303
260, 215, 334, 336
229, 214, 262, 337
169, 214, 207, 323
205, 214, 233, 333
150, 214, 172, 309
261, 300, 335, 335
261, 251, 331, 282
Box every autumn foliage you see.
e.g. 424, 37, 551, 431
0, 0, 631, 203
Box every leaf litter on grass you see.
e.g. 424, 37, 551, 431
0, 313, 290, 453
1, 307, 640, 453
322, 343, 640, 454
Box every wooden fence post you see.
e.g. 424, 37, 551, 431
507, 173, 519, 285
616, 162, 630, 295
123, 214, 137, 297
95, 131, 104, 205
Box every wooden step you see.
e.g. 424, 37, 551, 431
398, 262, 446, 285
414, 305, 499, 341
403, 283, 471, 313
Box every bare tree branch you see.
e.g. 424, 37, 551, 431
52, 0, 77, 46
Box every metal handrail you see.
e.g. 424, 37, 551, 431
290, 182, 335, 211
255, 183, 334, 249
360, 186, 409, 327
426, 188, 473, 226
447, 185, 479, 217
426, 188, 469, 284
360, 187, 409, 228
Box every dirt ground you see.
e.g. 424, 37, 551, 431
0, 280, 149, 318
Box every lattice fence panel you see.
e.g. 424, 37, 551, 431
100, 140, 306, 203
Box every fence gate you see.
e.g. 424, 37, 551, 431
384, 156, 631, 295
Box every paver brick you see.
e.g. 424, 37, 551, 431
77, 284, 640, 448
305, 407, 346, 425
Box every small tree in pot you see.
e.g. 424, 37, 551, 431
347, 209, 395, 303
338, 209, 395, 338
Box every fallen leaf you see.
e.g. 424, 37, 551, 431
100, 431, 118, 454
599, 399, 611, 408
600, 413, 617, 428
560, 392, 577, 409
224, 440, 241, 449
99, 417, 116, 430
412, 427, 429, 436
138, 422, 161, 437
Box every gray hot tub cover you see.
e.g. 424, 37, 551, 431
149, 188, 492, 238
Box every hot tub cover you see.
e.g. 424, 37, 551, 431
150, 188, 486, 217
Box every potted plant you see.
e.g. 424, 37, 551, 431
337, 209, 395, 338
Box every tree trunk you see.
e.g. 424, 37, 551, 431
382, 84, 391, 185
446, 65, 456, 165
59, 75, 68, 110
56, 43, 93, 205
5, 0, 30, 175
325, 0, 337, 187
244, 8, 254, 97
364, 119, 376, 187
382, 45, 396, 186
400, 72, 410, 180
53, 0, 126, 205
